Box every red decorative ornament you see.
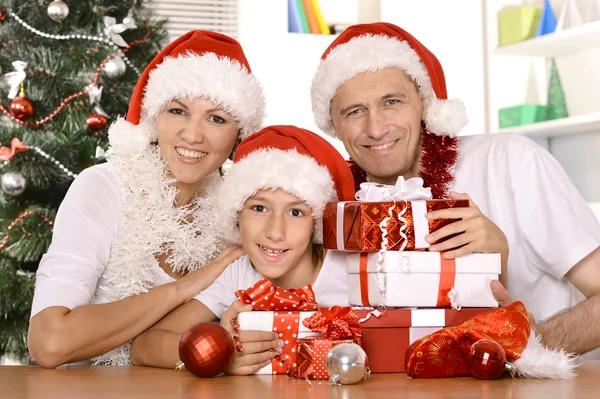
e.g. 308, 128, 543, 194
0, 8, 7, 23
86, 113, 107, 130
468, 339, 508, 380
178, 323, 234, 378
10, 96, 34, 120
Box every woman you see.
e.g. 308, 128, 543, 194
28, 30, 266, 368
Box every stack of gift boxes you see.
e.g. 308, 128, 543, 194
238, 178, 500, 377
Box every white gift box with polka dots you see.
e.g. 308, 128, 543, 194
237, 310, 321, 375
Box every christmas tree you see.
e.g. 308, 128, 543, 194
0, 0, 166, 361
546, 58, 569, 121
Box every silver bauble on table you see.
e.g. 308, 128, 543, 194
104, 56, 127, 79
326, 343, 369, 385
47, 1, 69, 22
1, 171, 26, 196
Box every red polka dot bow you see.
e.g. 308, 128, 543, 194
235, 278, 319, 311
302, 306, 362, 342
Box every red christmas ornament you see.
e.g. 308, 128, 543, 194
0, 8, 7, 23
178, 323, 234, 378
10, 96, 35, 121
86, 113, 107, 130
468, 339, 508, 380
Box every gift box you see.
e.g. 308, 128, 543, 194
237, 310, 319, 375
499, 104, 547, 128
323, 199, 469, 252
354, 307, 495, 373
347, 251, 500, 308
498, 6, 542, 47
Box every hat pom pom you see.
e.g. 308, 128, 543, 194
108, 117, 152, 156
425, 98, 468, 138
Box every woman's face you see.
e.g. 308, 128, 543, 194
156, 97, 238, 188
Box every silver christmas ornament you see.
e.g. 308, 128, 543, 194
47, 1, 69, 22
326, 343, 368, 385
1, 171, 26, 196
104, 56, 127, 79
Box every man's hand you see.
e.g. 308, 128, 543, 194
425, 192, 509, 277
220, 301, 284, 375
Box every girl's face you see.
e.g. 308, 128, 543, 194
156, 97, 238, 191
239, 189, 315, 288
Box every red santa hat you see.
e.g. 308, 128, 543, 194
218, 125, 355, 244
311, 22, 468, 138
108, 30, 266, 155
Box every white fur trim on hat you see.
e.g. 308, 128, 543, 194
511, 330, 578, 379
218, 148, 337, 244
108, 117, 153, 157
311, 34, 467, 138
142, 52, 266, 140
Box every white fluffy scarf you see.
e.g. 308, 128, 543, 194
92, 146, 224, 366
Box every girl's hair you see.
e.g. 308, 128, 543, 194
311, 243, 324, 267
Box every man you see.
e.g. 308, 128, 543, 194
310, 22, 600, 354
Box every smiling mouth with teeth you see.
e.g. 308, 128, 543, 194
259, 245, 288, 257
175, 147, 208, 159
367, 141, 395, 151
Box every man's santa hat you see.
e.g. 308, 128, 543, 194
218, 125, 355, 244
108, 30, 266, 155
311, 22, 468, 138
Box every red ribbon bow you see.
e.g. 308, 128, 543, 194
0, 138, 28, 161
302, 306, 362, 340
235, 278, 319, 311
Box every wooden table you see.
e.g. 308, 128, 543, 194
2, 363, 600, 399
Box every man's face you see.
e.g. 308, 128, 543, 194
330, 68, 424, 184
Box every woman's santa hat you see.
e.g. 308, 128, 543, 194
219, 125, 355, 244
311, 22, 468, 138
109, 30, 266, 155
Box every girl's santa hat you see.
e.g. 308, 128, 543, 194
219, 125, 355, 244
109, 30, 266, 155
311, 22, 468, 138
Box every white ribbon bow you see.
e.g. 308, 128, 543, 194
4, 61, 27, 99
88, 85, 110, 118
355, 176, 433, 202
103, 14, 137, 48
95, 146, 113, 160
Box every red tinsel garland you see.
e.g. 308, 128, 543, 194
346, 122, 458, 199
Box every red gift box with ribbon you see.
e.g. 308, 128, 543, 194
354, 307, 495, 373
288, 306, 362, 380
346, 251, 500, 308
322, 199, 469, 252
235, 278, 320, 375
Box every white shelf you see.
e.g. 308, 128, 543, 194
495, 112, 600, 138
493, 21, 600, 58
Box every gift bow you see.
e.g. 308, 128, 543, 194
4, 61, 27, 99
355, 176, 433, 202
103, 15, 137, 47
0, 138, 28, 161
302, 306, 362, 340
88, 85, 110, 118
235, 278, 318, 311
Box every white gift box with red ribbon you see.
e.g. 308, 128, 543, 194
236, 311, 319, 375
347, 251, 500, 308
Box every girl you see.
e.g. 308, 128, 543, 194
130, 125, 356, 375
28, 30, 265, 367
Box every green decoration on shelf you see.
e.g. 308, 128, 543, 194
546, 58, 569, 121
499, 105, 547, 128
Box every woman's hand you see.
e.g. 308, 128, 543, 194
220, 301, 283, 375
178, 244, 245, 300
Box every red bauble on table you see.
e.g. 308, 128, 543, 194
10, 96, 35, 120
468, 339, 508, 380
86, 113, 107, 130
178, 323, 234, 378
